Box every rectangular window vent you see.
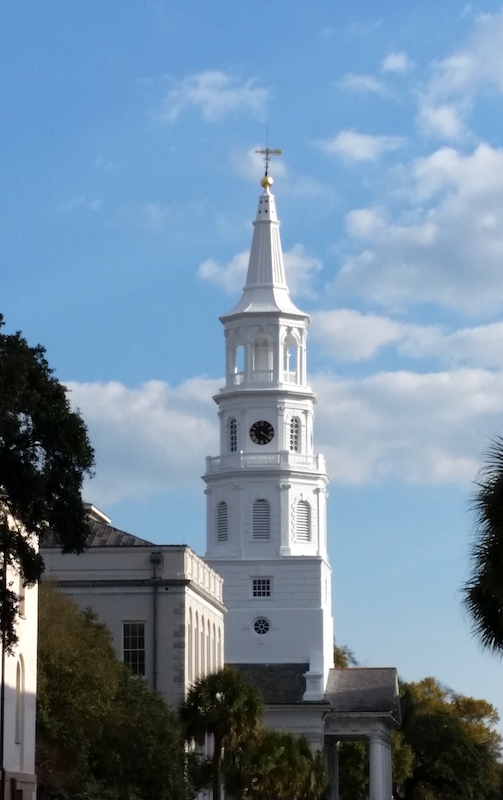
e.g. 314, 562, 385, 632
253, 578, 271, 597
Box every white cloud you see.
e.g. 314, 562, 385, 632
381, 52, 413, 74
417, 102, 467, 140
335, 143, 503, 314
66, 378, 219, 506
161, 70, 268, 122
198, 250, 249, 295
197, 245, 321, 298
311, 309, 405, 360
314, 368, 503, 485
417, 8, 503, 138
339, 73, 390, 96
316, 131, 404, 163
311, 309, 503, 369
284, 245, 323, 298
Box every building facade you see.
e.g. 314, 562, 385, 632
1, 561, 38, 800
42, 505, 225, 706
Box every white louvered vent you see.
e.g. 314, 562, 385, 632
217, 501, 228, 541
296, 500, 311, 541
252, 499, 270, 540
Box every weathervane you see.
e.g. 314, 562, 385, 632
255, 147, 282, 177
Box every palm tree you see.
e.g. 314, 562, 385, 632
223, 729, 328, 800
179, 666, 263, 800
463, 437, 503, 652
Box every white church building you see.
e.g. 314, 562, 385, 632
43, 165, 400, 800
204, 166, 400, 800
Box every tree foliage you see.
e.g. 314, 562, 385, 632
463, 436, 503, 652
0, 316, 94, 649
224, 729, 328, 800
392, 678, 502, 800
37, 582, 190, 800
180, 666, 263, 800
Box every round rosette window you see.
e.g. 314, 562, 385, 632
254, 617, 270, 635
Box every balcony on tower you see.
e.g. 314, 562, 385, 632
205, 450, 327, 475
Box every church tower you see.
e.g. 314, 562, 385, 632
204, 170, 334, 698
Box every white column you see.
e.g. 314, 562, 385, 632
323, 738, 339, 800
369, 733, 390, 800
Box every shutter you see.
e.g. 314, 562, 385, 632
253, 499, 270, 540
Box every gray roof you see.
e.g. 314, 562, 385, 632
42, 519, 154, 549
232, 664, 311, 704
325, 668, 400, 720
232, 664, 400, 721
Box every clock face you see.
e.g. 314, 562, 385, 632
249, 420, 274, 445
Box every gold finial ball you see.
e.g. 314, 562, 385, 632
261, 175, 273, 188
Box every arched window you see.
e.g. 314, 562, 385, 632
229, 418, 237, 452
195, 612, 199, 678
212, 623, 216, 671
15, 657, 24, 745
253, 336, 273, 381
188, 609, 193, 683
283, 334, 298, 383
253, 499, 270, 540
217, 627, 222, 667
290, 417, 300, 452
296, 501, 311, 542
18, 572, 25, 618
207, 620, 211, 674
217, 501, 228, 541
235, 345, 245, 381
201, 615, 205, 675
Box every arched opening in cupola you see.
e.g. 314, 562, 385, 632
232, 344, 245, 385
283, 332, 299, 383
253, 335, 273, 382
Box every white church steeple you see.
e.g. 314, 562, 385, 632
222, 175, 305, 318
204, 171, 334, 698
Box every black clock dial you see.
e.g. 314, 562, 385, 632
249, 420, 274, 445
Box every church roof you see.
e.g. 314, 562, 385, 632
221, 176, 308, 320
42, 518, 155, 548
232, 663, 311, 704
325, 668, 400, 720
232, 664, 400, 721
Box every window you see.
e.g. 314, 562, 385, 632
15, 658, 23, 745
201, 616, 205, 674
217, 501, 228, 541
195, 613, 199, 677
254, 617, 270, 635
252, 578, 271, 597
230, 418, 237, 452
18, 573, 25, 618
296, 501, 311, 542
290, 417, 300, 451
123, 622, 145, 676
252, 499, 270, 540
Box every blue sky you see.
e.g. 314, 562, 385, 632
4, 0, 503, 724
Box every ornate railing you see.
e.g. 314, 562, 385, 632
205, 451, 326, 474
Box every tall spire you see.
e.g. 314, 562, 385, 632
221, 175, 307, 319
